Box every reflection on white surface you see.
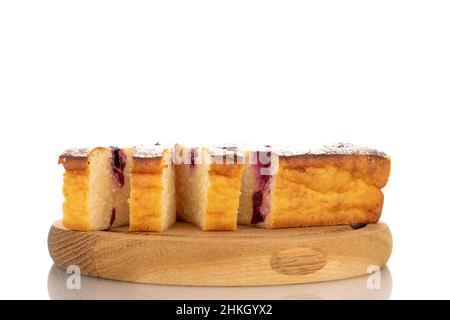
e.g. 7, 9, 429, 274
47, 264, 392, 300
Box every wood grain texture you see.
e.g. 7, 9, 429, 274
48, 220, 392, 286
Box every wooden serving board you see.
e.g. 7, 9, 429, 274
48, 220, 392, 286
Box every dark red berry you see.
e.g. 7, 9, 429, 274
110, 147, 126, 187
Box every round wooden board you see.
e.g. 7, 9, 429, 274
48, 220, 392, 286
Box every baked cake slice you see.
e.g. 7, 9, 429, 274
128, 144, 176, 232
58, 146, 132, 231
174, 145, 244, 231
238, 143, 391, 228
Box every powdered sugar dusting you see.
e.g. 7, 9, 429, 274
273, 142, 389, 158
60, 147, 93, 158
60, 143, 388, 161
133, 143, 166, 158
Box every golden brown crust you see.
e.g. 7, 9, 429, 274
131, 156, 164, 174
59, 149, 92, 230
280, 154, 390, 188
129, 155, 166, 232
204, 163, 244, 231
208, 162, 244, 177
58, 147, 110, 171
266, 154, 390, 229
58, 155, 89, 171
61, 167, 90, 231
128, 171, 164, 232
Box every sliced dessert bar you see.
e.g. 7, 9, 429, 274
58, 146, 132, 231
128, 144, 176, 232
238, 143, 391, 228
174, 145, 244, 231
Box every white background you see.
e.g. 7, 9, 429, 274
1, 1, 449, 299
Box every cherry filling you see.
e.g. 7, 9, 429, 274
109, 208, 116, 228
251, 151, 273, 224
108, 148, 125, 229
190, 148, 196, 166
110, 147, 127, 187
251, 191, 265, 224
